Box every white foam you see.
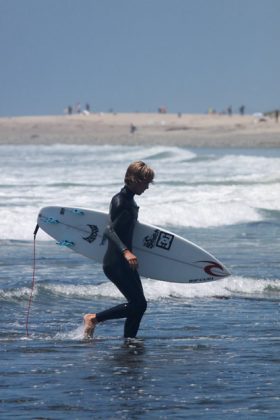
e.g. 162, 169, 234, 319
211, 155, 280, 184
145, 276, 280, 299
43, 282, 123, 298
1, 145, 280, 239
0, 286, 37, 300
2, 277, 279, 311
39, 276, 280, 301
92, 145, 196, 163
53, 325, 85, 341
139, 182, 275, 228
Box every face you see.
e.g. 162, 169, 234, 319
130, 180, 151, 195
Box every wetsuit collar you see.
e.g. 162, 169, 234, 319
122, 185, 135, 198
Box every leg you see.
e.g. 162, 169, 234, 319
96, 263, 147, 338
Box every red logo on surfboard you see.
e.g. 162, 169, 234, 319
198, 261, 227, 277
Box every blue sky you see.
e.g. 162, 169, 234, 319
1, 0, 279, 116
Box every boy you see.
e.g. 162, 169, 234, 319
84, 161, 155, 339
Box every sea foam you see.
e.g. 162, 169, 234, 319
3, 277, 278, 303
1, 145, 280, 239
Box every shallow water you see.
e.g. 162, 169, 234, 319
1, 145, 280, 418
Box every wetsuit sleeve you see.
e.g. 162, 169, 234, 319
104, 209, 131, 253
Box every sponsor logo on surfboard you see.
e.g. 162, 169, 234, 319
83, 224, 99, 243
197, 260, 227, 277
143, 229, 174, 251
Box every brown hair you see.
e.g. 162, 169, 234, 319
124, 161, 154, 185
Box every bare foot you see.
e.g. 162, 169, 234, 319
83, 313, 97, 339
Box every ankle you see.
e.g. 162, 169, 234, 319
84, 313, 97, 323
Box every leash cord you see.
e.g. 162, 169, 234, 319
26, 224, 39, 337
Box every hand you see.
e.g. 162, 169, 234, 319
123, 249, 138, 270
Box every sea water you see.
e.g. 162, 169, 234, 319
0, 144, 279, 419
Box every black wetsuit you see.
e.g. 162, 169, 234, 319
95, 186, 147, 338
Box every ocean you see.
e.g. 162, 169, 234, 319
0, 144, 279, 419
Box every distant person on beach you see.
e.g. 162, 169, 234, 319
83, 161, 155, 341
239, 105, 245, 115
275, 109, 279, 123
130, 124, 137, 133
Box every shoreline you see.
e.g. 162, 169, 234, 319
0, 113, 279, 147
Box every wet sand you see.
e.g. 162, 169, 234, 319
0, 113, 279, 147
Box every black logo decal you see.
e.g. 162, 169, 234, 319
198, 260, 227, 278
143, 229, 160, 248
156, 231, 174, 250
143, 229, 174, 251
83, 224, 99, 243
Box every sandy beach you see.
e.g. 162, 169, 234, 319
0, 113, 279, 147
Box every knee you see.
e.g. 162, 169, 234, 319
141, 298, 148, 314
133, 297, 147, 316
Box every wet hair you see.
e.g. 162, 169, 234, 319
124, 161, 154, 185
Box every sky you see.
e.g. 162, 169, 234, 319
0, 0, 279, 116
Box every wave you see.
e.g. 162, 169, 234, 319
259, 208, 280, 221
0, 286, 37, 301
1, 145, 280, 238
0, 183, 279, 238
2, 277, 280, 303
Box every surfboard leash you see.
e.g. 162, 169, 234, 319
26, 224, 40, 337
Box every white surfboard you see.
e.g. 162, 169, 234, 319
37, 206, 230, 284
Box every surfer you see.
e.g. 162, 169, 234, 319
83, 161, 155, 339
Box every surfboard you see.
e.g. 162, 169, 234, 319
37, 206, 230, 284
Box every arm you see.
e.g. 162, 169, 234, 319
103, 212, 128, 253
104, 208, 138, 270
